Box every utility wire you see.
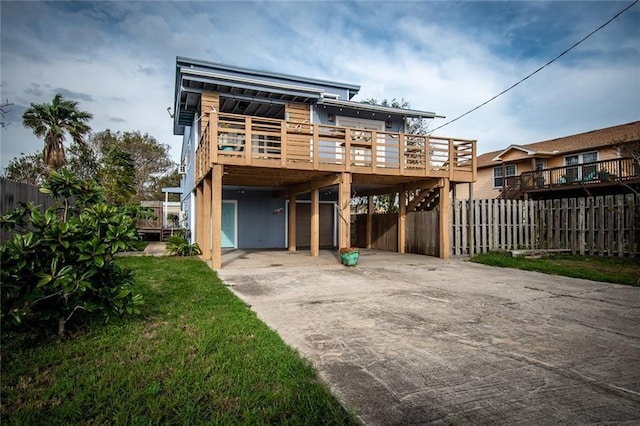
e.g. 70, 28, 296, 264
429, 0, 639, 134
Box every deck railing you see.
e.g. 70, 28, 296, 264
519, 157, 638, 191
195, 112, 476, 183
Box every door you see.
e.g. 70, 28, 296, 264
293, 202, 335, 247
221, 201, 237, 248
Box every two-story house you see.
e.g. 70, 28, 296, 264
458, 121, 640, 200
173, 57, 477, 268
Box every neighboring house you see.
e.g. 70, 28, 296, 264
173, 57, 477, 268
456, 121, 640, 200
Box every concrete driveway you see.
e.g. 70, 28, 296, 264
218, 250, 640, 425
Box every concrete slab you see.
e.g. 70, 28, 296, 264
219, 250, 640, 425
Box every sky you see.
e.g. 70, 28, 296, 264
1, 0, 639, 171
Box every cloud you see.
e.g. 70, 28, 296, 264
1, 0, 639, 173
52, 88, 94, 102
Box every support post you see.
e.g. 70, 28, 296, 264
338, 173, 352, 249
211, 165, 223, 269
203, 174, 212, 261
288, 194, 296, 252
439, 178, 451, 259
398, 186, 406, 254
468, 182, 474, 256
310, 189, 319, 256
196, 182, 203, 255
366, 195, 373, 249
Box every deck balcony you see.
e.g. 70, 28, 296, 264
195, 112, 476, 187
502, 157, 640, 199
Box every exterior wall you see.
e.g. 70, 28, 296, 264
222, 189, 287, 249
201, 93, 220, 134
313, 105, 405, 132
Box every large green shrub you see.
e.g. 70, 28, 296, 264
1, 170, 144, 336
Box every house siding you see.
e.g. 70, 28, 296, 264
223, 189, 287, 249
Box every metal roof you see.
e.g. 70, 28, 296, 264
173, 57, 442, 135
319, 98, 444, 120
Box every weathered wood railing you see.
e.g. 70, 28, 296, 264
519, 157, 638, 191
195, 112, 476, 183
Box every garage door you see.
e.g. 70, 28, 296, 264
293, 202, 335, 247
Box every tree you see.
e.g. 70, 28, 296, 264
149, 167, 182, 202
1, 99, 14, 128
362, 98, 431, 135
2, 152, 48, 186
89, 130, 174, 202
101, 145, 135, 206
3, 143, 99, 186
0, 170, 144, 336
66, 141, 100, 182
22, 94, 93, 172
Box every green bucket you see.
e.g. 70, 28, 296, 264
340, 251, 360, 266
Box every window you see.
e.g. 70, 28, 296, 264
535, 159, 547, 170
564, 151, 598, 181
493, 164, 516, 188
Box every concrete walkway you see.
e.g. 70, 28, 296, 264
219, 250, 640, 425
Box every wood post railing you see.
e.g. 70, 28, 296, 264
194, 112, 476, 183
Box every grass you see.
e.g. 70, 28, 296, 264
470, 252, 640, 286
1, 257, 358, 425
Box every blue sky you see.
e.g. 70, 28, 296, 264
1, 1, 639, 170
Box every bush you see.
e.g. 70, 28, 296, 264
166, 230, 201, 256
0, 169, 144, 337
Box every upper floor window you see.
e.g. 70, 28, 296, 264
493, 164, 516, 188
565, 151, 598, 181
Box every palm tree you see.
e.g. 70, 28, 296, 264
22, 93, 93, 172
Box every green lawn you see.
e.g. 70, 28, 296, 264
470, 252, 640, 286
1, 257, 358, 425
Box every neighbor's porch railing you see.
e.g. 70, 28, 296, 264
519, 157, 639, 191
195, 112, 476, 183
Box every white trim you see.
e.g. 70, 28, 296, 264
492, 164, 517, 189
221, 200, 238, 248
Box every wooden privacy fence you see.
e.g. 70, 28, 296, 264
353, 210, 439, 256
0, 179, 55, 243
452, 194, 639, 257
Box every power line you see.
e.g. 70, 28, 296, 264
429, 0, 639, 134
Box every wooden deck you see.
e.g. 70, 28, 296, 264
501, 157, 640, 199
195, 112, 476, 186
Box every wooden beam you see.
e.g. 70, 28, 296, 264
356, 178, 443, 198
288, 194, 296, 252
244, 116, 252, 166
366, 195, 373, 249
439, 178, 451, 259
203, 171, 212, 261
398, 186, 406, 254
468, 182, 474, 257
273, 173, 341, 198
211, 165, 223, 269
406, 181, 440, 212
338, 172, 352, 248
196, 182, 203, 256
310, 189, 319, 256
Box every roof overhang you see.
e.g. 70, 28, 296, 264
173, 57, 362, 135
492, 144, 557, 162
319, 98, 444, 120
